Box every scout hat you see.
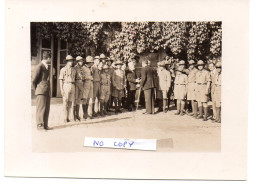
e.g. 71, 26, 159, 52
103, 64, 109, 69
215, 62, 222, 68
197, 60, 205, 66
76, 56, 84, 62
65, 55, 74, 62
178, 60, 185, 65
94, 56, 100, 60
100, 53, 106, 59
115, 60, 123, 65
188, 60, 196, 65
86, 56, 94, 63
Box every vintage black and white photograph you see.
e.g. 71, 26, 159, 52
30, 21, 222, 152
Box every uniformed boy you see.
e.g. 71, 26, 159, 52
174, 66, 188, 115
212, 62, 221, 123
187, 60, 198, 116
59, 55, 77, 123
157, 61, 171, 113
208, 62, 216, 120
99, 64, 111, 116
195, 60, 211, 121
82, 56, 94, 120
106, 57, 115, 112
112, 60, 126, 113
73, 56, 86, 121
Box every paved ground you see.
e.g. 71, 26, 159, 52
32, 98, 221, 152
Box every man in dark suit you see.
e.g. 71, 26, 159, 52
126, 60, 141, 111
140, 60, 155, 114
32, 51, 52, 130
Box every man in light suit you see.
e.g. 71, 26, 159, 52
140, 59, 156, 114
32, 51, 52, 130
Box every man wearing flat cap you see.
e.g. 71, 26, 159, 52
59, 55, 77, 123
32, 51, 52, 130
140, 59, 156, 114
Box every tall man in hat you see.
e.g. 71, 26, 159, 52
140, 59, 156, 114
195, 60, 211, 121
187, 60, 198, 116
157, 61, 171, 113
82, 56, 94, 120
126, 60, 141, 111
106, 57, 115, 112
73, 56, 86, 121
59, 55, 77, 123
32, 51, 52, 130
112, 60, 126, 113
212, 62, 222, 123
92, 55, 102, 117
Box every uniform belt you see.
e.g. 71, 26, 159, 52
175, 84, 186, 85
64, 82, 75, 84
197, 83, 207, 85
76, 80, 84, 82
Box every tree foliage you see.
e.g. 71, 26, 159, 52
33, 21, 222, 63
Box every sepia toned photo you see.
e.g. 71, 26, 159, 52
31, 21, 222, 152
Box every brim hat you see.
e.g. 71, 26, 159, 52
197, 60, 205, 66
100, 53, 106, 59
188, 60, 195, 65
103, 64, 109, 69
86, 56, 94, 63
94, 56, 100, 60
115, 60, 123, 65
76, 56, 84, 62
65, 55, 74, 62
178, 60, 185, 65
215, 62, 222, 68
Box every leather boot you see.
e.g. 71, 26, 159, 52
118, 100, 122, 113
180, 102, 185, 116
197, 106, 203, 119
215, 107, 221, 123
104, 102, 110, 115
114, 99, 118, 114
193, 101, 198, 118
189, 101, 194, 116
175, 101, 180, 115
76, 105, 81, 121
73, 106, 77, 121
163, 99, 167, 113
92, 102, 96, 117
203, 106, 208, 121
100, 101, 104, 117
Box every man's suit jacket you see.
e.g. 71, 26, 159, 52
126, 70, 137, 91
32, 62, 50, 96
141, 65, 155, 90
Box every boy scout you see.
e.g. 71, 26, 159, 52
212, 62, 221, 123
157, 61, 171, 113
92, 57, 101, 117
73, 56, 86, 121
99, 64, 111, 116
208, 62, 216, 120
106, 57, 115, 112
195, 60, 211, 121
82, 56, 94, 120
59, 55, 77, 123
112, 60, 126, 113
174, 66, 188, 116
187, 60, 198, 116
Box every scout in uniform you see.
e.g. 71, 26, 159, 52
99, 64, 111, 116
82, 56, 94, 120
187, 60, 198, 116
212, 62, 222, 123
208, 62, 216, 120
92, 57, 102, 117
195, 60, 211, 121
126, 61, 141, 111
100, 53, 106, 63
106, 57, 115, 112
165, 60, 175, 110
112, 60, 126, 113
32, 51, 52, 130
157, 61, 171, 113
73, 56, 86, 121
174, 66, 188, 115
59, 55, 77, 123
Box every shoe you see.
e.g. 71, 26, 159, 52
64, 119, 70, 123
175, 111, 180, 115
37, 124, 44, 129
180, 112, 184, 116
44, 126, 53, 130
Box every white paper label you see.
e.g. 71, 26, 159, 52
84, 137, 157, 151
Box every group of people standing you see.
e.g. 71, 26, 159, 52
32, 51, 222, 131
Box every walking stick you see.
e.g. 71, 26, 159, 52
136, 86, 142, 111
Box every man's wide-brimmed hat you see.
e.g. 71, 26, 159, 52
103, 64, 109, 69
178, 60, 185, 65
115, 60, 123, 65
76, 56, 84, 62
94, 56, 100, 60
100, 53, 106, 59
188, 60, 196, 65
86, 56, 94, 63
197, 60, 205, 66
215, 62, 222, 68
65, 55, 74, 62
